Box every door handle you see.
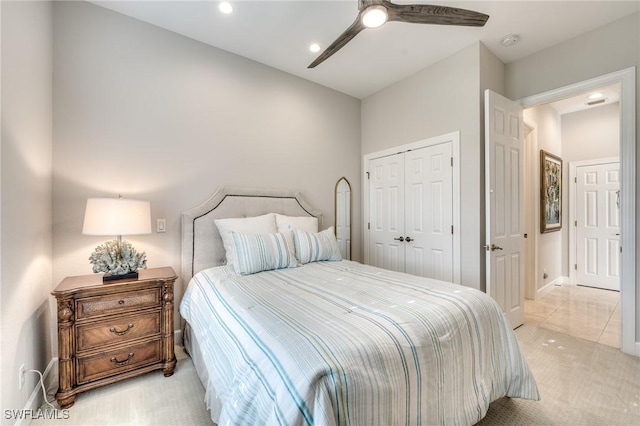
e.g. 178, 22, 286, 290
393, 236, 405, 242
405, 236, 413, 242
483, 244, 503, 251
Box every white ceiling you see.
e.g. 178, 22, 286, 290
90, 1, 639, 99
549, 83, 620, 115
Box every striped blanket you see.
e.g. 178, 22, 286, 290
180, 260, 539, 426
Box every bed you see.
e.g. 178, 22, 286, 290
179, 187, 539, 426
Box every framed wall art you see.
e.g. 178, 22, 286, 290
540, 150, 563, 233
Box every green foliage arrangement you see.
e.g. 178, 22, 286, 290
88, 240, 147, 275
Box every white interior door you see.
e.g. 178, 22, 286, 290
575, 161, 620, 291
404, 144, 453, 281
369, 153, 406, 272
485, 89, 525, 329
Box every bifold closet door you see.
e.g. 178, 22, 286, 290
369, 153, 406, 272
404, 145, 453, 281
368, 144, 453, 280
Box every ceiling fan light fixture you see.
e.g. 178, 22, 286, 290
362, 5, 388, 28
219, 2, 233, 14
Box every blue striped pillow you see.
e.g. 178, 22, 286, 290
229, 231, 299, 275
291, 227, 342, 264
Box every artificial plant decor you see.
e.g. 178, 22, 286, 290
88, 239, 147, 278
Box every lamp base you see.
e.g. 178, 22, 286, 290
103, 271, 139, 283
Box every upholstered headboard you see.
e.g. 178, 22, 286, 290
181, 187, 322, 284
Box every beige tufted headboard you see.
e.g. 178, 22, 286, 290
181, 187, 322, 285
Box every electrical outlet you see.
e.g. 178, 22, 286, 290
18, 364, 25, 390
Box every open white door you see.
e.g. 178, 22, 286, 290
485, 90, 524, 329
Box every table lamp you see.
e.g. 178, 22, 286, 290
82, 197, 152, 282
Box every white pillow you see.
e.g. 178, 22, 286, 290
215, 213, 277, 268
291, 226, 342, 264
229, 231, 298, 275
275, 214, 318, 234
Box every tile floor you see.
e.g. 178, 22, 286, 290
524, 284, 621, 348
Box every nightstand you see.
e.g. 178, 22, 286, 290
52, 267, 178, 409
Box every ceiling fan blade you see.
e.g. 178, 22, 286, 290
308, 17, 366, 68
385, 1, 489, 27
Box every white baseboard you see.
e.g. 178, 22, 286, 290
174, 328, 183, 347
537, 276, 570, 297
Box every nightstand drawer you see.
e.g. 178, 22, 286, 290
76, 311, 161, 352
53, 267, 177, 408
76, 288, 161, 319
76, 339, 162, 385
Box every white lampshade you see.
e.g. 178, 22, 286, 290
82, 198, 152, 236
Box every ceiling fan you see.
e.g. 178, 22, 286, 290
308, 0, 490, 68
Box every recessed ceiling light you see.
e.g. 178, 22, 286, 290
309, 43, 321, 53
500, 34, 520, 47
588, 92, 604, 100
219, 2, 233, 14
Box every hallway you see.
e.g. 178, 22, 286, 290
524, 284, 620, 348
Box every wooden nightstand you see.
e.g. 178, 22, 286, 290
52, 267, 177, 409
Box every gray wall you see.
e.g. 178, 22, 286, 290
562, 103, 620, 164
524, 104, 563, 292
361, 42, 486, 290
506, 11, 640, 343
52, 1, 362, 331
1, 0, 54, 414
561, 102, 620, 277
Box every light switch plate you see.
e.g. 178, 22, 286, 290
157, 218, 166, 233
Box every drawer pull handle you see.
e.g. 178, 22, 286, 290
118, 300, 125, 305
110, 352, 134, 367
109, 323, 134, 336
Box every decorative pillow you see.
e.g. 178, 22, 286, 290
275, 214, 319, 234
291, 227, 342, 264
215, 213, 277, 269
229, 231, 298, 275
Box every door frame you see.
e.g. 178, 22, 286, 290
363, 131, 461, 283
569, 157, 620, 286
518, 67, 636, 356
523, 121, 539, 300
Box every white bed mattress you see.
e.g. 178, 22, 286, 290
180, 260, 539, 426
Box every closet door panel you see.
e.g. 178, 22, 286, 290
405, 144, 453, 281
369, 154, 406, 272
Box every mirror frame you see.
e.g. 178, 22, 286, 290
334, 177, 352, 260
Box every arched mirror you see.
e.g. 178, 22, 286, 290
334, 177, 352, 260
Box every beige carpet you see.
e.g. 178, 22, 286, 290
34, 347, 213, 426
478, 324, 639, 425
35, 324, 640, 425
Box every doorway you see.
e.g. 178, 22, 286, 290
519, 68, 634, 355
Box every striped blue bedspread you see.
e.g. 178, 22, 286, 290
180, 260, 539, 426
